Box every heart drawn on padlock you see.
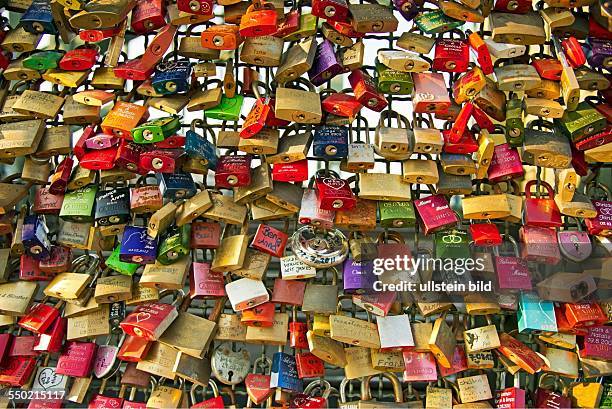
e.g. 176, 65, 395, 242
36, 367, 65, 390
245, 373, 273, 404
322, 178, 345, 190
135, 312, 151, 322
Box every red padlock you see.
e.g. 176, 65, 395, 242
471, 105, 495, 132
154, 134, 185, 149
448, 102, 474, 143
114, 57, 155, 81
495, 234, 532, 291
348, 69, 387, 112
519, 225, 561, 265
118, 335, 151, 362
271, 278, 306, 306
562, 36, 586, 68
413, 193, 459, 234
190, 221, 221, 249
314, 171, 356, 211
523, 180, 562, 228
139, 148, 184, 173
131, 0, 166, 33
33, 316, 65, 353
443, 127, 479, 154
272, 160, 309, 182
241, 82, 272, 139
274, 9, 300, 37
48, 156, 74, 195
295, 352, 325, 379
80, 146, 118, 171
321, 92, 363, 118
0, 356, 37, 387
433, 38, 469, 73
493, 0, 532, 14
190, 260, 226, 298
532, 58, 562, 81
80, 27, 121, 42
19, 254, 53, 281
487, 144, 524, 183
289, 314, 309, 349
59, 45, 98, 71
56, 341, 97, 377
241, 302, 275, 327
177, 0, 213, 15
470, 223, 502, 246
116, 140, 149, 174
251, 224, 288, 258
311, 0, 349, 21
564, 301, 607, 328
33, 187, 64, 215
468, 32, 493, 75
215, 154, 252, 188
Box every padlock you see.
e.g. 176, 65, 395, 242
314, 170, 356, 211
414, 188, 459, 234
584, 182, 612, 236
151, 59, 191, 95
309, 39, 344, 86
21, 214, 51, 260
59, 184, 98, 222
348, 69, 387, 112
494, 234, 532, 291
433, 32, 469, 73
313, 125, 349, 159
240, 35, 284, 67
275, 78, 322, 123
374, 110, 412, 160
132, 116, 181, 144
412, 72, 451, 113
375, 59, 414, 95
487, 142, 524, 183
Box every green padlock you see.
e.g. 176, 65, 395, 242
22, 50, 64, 71
505, 97, 524, 147
284, 13, 318, 42
434, 228, 470, 260
106, 245, 139, 276
375, 60, 414, 95
378, 201, 416, 228
157, 224, 191, 265
554, 101, 607, 142
414, 10, 463, 34
205, 94, 244, 121
131, 116, 181, 144
59, 184, 98, 223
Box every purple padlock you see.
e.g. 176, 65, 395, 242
586, 37, 612, 70
119, 226, 158, 264
393, 0, 420, 21
22, 215, 51, 261
308, 40, 344, 86
85, 133, 120, 150
342, 257, 376, 294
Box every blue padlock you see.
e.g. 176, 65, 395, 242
20, 0, 57, 35
151, 60, 192, 95
270, 351, 303, 392
157, 173, 197, 200
119, 225, 158, 264
313, 125, 349, 158
185, 121, 219, 170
